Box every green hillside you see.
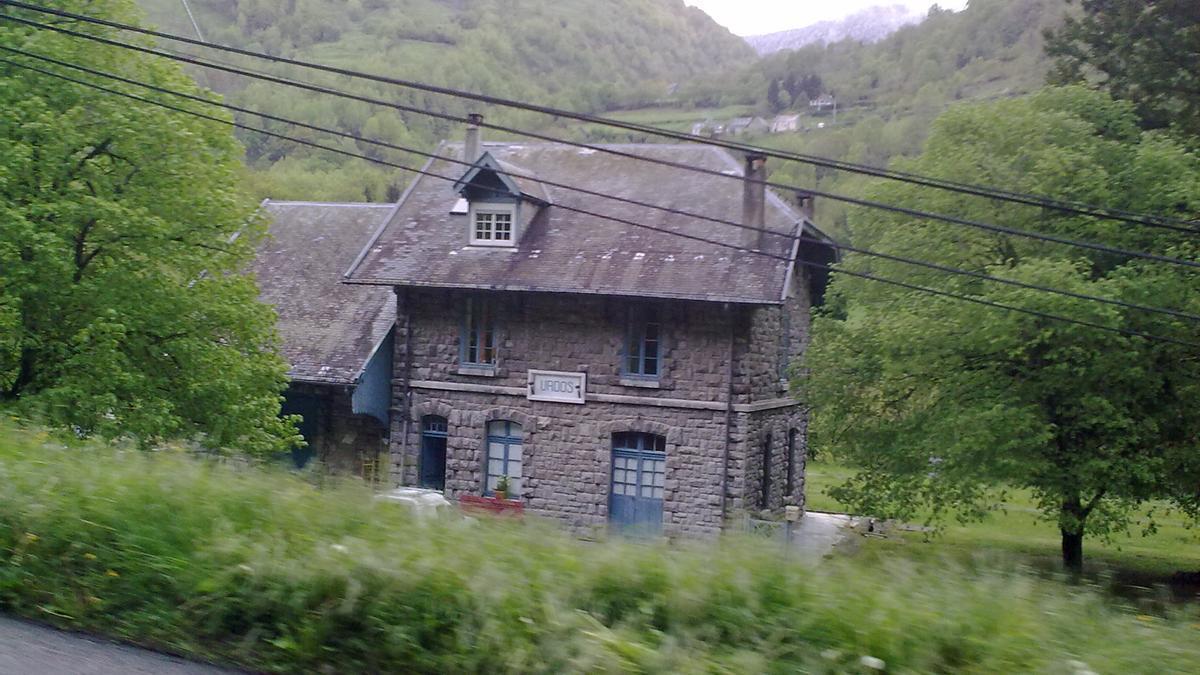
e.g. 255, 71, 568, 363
600, 0, 1072, 240
132, 0, 754, 200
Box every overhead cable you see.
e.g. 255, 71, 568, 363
3, 12, 1198, 272
3, 0, 1196, 234
6, 43, 1198, 326
5, 56, 1196, 350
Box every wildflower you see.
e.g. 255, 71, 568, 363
330, 544, 348, 554
859, 655, 886, 671
83, 553, 97, 561
23, 533, 38, 543
1136, 615, 1154, 622
105, 569, 119, 577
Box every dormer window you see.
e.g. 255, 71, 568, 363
469, 203, 517, 246
454, 151, 551, 249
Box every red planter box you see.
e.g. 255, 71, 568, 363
459, 494, 525, 517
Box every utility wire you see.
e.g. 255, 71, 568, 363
5, 56, 1196, 350
177, 0, 204, 43
4, 13, 1198, 272
3, 0, 1196, 234
7, 43, 1199, 326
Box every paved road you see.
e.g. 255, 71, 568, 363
791, 511, 857, 562
0, 616, 237, 675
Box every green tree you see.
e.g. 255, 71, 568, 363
804, 87, 1200, 570
1046, 0, 1200, 140
767, 79, 786, 112
0, 0, 297, 453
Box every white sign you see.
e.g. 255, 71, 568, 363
527, 370, 586, 404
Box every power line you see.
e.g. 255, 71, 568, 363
4, 13, 1198, 273
177, 0, 205, 43
5, 56, 1197, 350
4, 0, 1196, 234
7, 43, 1199, 327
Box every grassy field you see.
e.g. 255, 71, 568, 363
806, 460, 1200, 581
1, 420, 1198, 672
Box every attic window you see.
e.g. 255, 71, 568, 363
469, 203, 517, 246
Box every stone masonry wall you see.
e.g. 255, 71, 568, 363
402, 288, 736, 402
387, 285, 812, 535
401, 391, 729, 537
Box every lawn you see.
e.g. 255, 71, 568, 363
806, 459, 1200, 580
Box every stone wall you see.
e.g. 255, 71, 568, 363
402, 288, 736, 402
388, 284, 812, 535
399, 391, 729, 537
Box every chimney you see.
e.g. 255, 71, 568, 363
464, 113, 483, 163
742, 153, 768, 249
795, 190, 815, 222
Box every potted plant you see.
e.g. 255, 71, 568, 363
494, 475, 510, 501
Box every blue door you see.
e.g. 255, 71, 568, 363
609, 432, 666, 534
419, 416, 447, 490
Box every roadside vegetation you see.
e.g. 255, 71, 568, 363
1, 420, 1198, 673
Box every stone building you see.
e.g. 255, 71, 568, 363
339, 118, 835, 536
254, 201, 395, 477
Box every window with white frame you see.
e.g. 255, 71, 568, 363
470, 205, 515, 245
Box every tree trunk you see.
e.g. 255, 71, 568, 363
1060, 527, 1084, 573
2, 347, 36, 400
1060, 496, 1086, 573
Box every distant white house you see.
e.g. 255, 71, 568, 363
691, 118, 724, 135
809, 94, 836, 111
725, 116, 769, 136
770, 114, 801, 133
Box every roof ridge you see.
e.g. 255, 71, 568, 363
264, 200, 395, 207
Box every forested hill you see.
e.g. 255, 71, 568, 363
685, 0, 1071, 239
132, 0, 753, 200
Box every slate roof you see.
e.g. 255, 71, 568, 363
453, 153, 553, 205
255, 201, 396, 385
345, 142, 829, 305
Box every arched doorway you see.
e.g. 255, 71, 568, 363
419, 415, 448, 490
609, 432, 666, 534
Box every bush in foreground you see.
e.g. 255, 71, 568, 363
0, 421, 1196, 673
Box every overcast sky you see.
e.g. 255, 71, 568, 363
684, 0, 969, 36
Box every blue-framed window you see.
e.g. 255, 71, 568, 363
485, 420, 522, 495
623, 306, 662, 378
462, 296, 497, 366
610, 432, 666, 534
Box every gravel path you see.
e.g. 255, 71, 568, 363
0, 616, 238, 675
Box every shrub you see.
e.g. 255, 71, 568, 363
0, 420, 1195, 673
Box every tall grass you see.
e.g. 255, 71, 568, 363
0, 421, 1196, 673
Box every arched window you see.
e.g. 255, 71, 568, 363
485, 420, 522, 495
419, 416, 448, 491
